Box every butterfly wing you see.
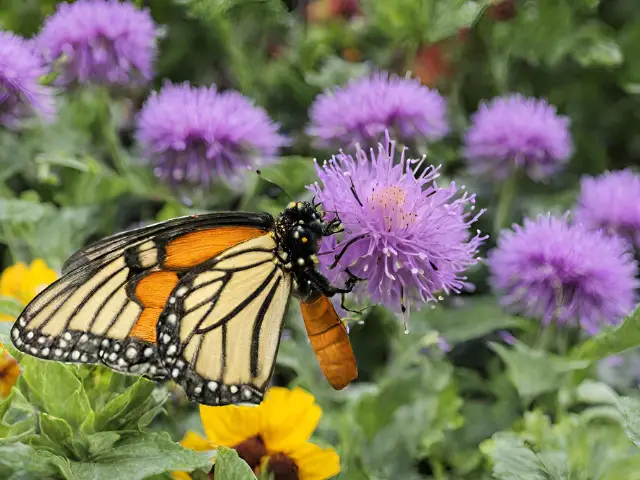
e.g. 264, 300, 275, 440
300, 294, 357, 390
11, 212, 273, 380
156, 234, 292, 406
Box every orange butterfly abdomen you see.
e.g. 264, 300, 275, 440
300, 295, 357, 390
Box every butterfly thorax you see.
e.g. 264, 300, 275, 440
274, 201, 325, 271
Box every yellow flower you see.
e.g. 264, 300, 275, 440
177, 387, 340, 480
0, 346, 20, 398
0, 259, 57, 321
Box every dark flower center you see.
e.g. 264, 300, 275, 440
233, 435, 267, 469
267, 452, 300, 480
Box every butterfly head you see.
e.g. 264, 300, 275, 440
276, 201, 329, 265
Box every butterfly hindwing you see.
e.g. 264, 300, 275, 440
11, 213, 273, 380
156, 234, 292, 406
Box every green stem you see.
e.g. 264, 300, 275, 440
493, 171, 518, 234
95, 88, 127, 175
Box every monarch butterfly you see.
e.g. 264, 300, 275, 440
10, 201, 359, 406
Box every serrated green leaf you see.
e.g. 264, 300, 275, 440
18, 356, 92, 431
575, 380, 619, 406
484, 432, 552, 480
215, 446, 256, 480
491, 341, 589, 399
571, 306, 640, 362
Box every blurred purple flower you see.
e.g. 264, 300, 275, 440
306, 72, 449, 149
309, 135, 485, 317
574, 169, 640, 248
136, 82, 289, 185
37, 0, 157, 86
462, 94, 572, 181
0, 31, 55, 127
488, 214, 638, 334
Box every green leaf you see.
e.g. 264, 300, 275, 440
0, 198, 49, 224
18, 356, 92, 431
491, 341, 589, 399
571, 306, 640, 362
483, 432, 557, 480
0, 443, 58, 479
39, 413, 74, 455
0, 297, 24, 318
214, 446, 256, 480
616, 396, 640, 448
93, 376, 164, 432
424, 297, 527, 344
49, 433, 212, 480
0, 389, 37, 444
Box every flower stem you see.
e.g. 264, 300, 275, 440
493, 171, 518, 234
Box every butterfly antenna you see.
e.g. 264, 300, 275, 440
255, 169, 294, 202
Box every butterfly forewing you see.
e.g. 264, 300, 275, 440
11, 213, 273, 381
156, 234, 292, 406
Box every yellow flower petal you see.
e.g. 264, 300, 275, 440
171, 472, 193, 480
24, 259, 57, 298
181, 430, 216, 452
287, 442, 341, 480
0, 349, 20, 398
0, 263, 28, 299
260, 387, 322, 453
200, 404, 262, 447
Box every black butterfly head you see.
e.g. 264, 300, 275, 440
276, 201, 326, 264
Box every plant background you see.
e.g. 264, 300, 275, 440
3, 0, 640, 479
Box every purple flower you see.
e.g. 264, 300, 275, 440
0, 31, 55, 127
306, 72, 449, 149
488, 214, 638, 334
37, 0, 157, 86
462, 94, 572, 181
309, 135, 485, 316
136, 82, 289, 185
574, 169, 640, 248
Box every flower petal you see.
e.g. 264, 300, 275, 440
200, 404, 262, 447
0, 262, 27, 299
171, 472, 193, 480
287, 442, 340, 480
180, 431, 216, 452
260, 387, 322, 452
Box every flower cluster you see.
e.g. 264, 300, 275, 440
488, 214, 638, 333
177, 387, 339, 480
136, 82, 289, 185
462, 94, 572, 181
0, 31, 56, 128
574, 169, 640, 248
310, 135, 485, 316
36, 0, 158, 86
307, 72, 449, 149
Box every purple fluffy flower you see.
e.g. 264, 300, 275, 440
574, 169, 640, 248
309, 135, 485, 316
136, 82, 289, 185
488, 214, 638, 334
463, 94, 572, 181
37, 0, 157, 86
0, 31, 55, 127
307, 72, 449, 149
